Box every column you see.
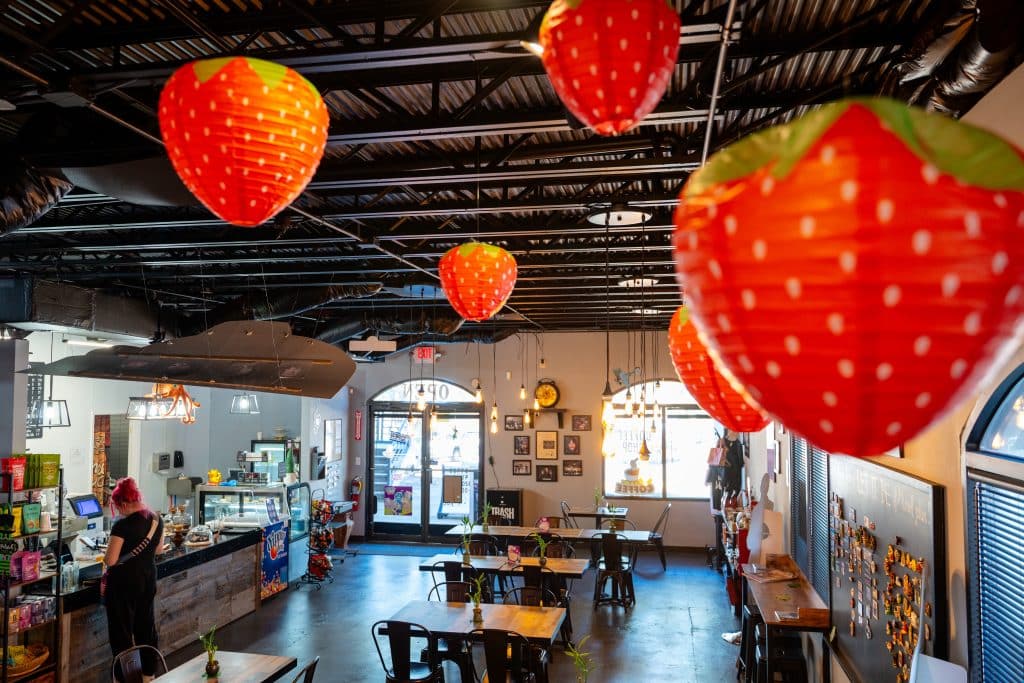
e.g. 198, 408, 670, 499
0, 338, 28, 454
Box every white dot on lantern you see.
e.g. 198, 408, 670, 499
1018, 210, 1024, 227
220, 144, 227, 154
992, 251, 1009, 275
257, 112, 264, 122
951, 359, 968, 379
557, 29, 563, 40
589, 64, 597, 76
291, 128, 298, 137
839, 251, 856, 273
219, 181, 226, 190
279, 109, 286, 118
838, 359, 855, 378
941, 273, 960, 298
607, 16, 614, 27
218, 73, 226, 82
823, 391, 838, 407
724, 215, 738, 235
964, 211, 982, 237
258, 157, 265, 166
629, 87, 637, 99
994, 193, 1008, 208
876, 363, 893, 381
915, 392, 931, 409
596, 88, 605, 100
785, 278, 802, 299
224, 166, 232, 175
209, 100, 216, 111
827, 313, 844, 335
921, 164, 939, 184
913, 335, 931, 356
760, 177, 774, 195
706, 203, 719, 219
784, 336, 800, 356
738, 355, 754, 373
262, 85, 269, 95
575, 14, 582, 25
766, 361, 781, 378
226, 117, 233, 127
304, 109, 310, 119
886, 422, 902, 436
633, 61, 642, 73
570, 47, 579, 59
752, 240, 767, 261
218, 197, 226, 205
883, 285, 901, 307
249, 199, 256, 207
244, 132, 251, 142
269, 133, 276, 142
820, 419, 834, 434
840, 180, 858, 202
820, 145, 836, 164
280, 151, 287, 160
631, 8, 639, 19
1006, 285, 1023, 306
261, 185, 268, 193
242, 97, 249, 106
686, 362, 693, 371
964, 311, 982, 335
717, 313, 732, 332
226, 88, 233, 98
708, 260, 722, 279
876, 199, 894, 224
203, 127, 210, 136
912, 230, 932, 255
799, 216, 815, 238
610, 70, 618, 81
194, 167, 202, 176
741, 289, 756, 310
188, 108, 195, 119
184, 132, 191, 142
242, 168, 249, 176
201, 153, 209, 164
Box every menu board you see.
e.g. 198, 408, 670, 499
828, 456, 946, 683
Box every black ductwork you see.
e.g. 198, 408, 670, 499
0, 153, 72, 233
315, 313, 466, 346
886, 0, 1024, 116
356, 327, 518, 362
192, 284, 384, 334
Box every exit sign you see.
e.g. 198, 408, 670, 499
414, 346, 435, 364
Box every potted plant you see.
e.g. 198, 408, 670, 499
481, 501, 493, 532
470, 573, 486, 624
593, 487, 602, 509
199, 625, 219, 679
530, 532, 550, 567
566, 635, 595, 683
460, 515, 473, 564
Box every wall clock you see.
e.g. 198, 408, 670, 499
534, 379, 560, 409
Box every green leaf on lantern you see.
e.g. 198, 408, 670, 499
243, 58, 290, 91
192, 57, 237, 83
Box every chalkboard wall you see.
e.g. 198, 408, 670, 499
828, 456, 947, 683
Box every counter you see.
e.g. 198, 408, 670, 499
61, 530, 261, 683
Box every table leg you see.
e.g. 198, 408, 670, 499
766, 627, 773, 683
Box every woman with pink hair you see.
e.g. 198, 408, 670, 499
103, 477, 166, 682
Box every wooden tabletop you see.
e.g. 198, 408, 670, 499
741, 555, 830, 631
160, 651, 297, 683
576, 528, 650, 542
419, 553, 590, 578
444, 524, 584, 539
566, 505, 629, 518
387, 600, 566, 646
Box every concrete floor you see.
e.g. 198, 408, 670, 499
167, 547, 740, 682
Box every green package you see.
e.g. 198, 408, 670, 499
38, 454, 60, 488
21, 503, 40, 534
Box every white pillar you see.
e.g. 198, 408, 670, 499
0, 339, 29, 454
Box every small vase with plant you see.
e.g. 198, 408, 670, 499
481, 501, 492, 532
566, 635, 595, 683
470, 573, 486, 624
460, 515, 473, 563
593, 487, 602, 509
531, 532, 550, 567
199, 625, 219, 679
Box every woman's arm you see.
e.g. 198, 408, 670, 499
104, 535, 124, 568
155, 522, 167, 554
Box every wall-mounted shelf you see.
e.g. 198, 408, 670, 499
532, 409, 567, 429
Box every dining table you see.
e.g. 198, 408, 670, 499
444, 524, 585, 539
419, 553, 590, 578
565, 505, 629, 527
159, 651, 297, 683
385, 600, 566, 647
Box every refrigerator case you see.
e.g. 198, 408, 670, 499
195, 484, 292, 528
286, 483, 311, 542
250, 440, 287, 484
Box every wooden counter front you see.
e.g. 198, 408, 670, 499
61, 540, 259, 683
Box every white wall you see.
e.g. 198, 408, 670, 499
342, 331, 725, 547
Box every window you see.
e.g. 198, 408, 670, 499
372, 379, 476, 404
788, 435, 830, 601
976, 371, 1024, 458
602, 380, 717, 499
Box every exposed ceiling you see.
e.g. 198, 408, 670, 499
0, 0, 1021, 353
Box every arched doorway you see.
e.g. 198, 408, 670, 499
367, 379, 482, 541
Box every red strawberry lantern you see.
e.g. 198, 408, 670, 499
439, 242, 518, 321
668, 306, 769, 433
539, 0, 680, 136
158, 57, 329, 227
673, 97, 1024, 456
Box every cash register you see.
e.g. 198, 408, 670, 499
65, 493, 106, 551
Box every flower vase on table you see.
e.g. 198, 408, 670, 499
472, 605, 483, 624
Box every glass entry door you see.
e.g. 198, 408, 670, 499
369, 401, 482, 541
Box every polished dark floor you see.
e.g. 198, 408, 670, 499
167, 547, 740, 682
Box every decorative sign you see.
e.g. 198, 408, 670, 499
383, 485, 413, 516
25, 373, 43, 440
414, 346, 435, 364
265, 498, 279, 523
260, 520, 289, 600
0, 538, 18, 576
353, 410, 363, 441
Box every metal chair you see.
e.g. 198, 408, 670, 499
110, 645, 168, 683
430, 560, 491, 600
519, 565, 573, 646
371, 620, 442, 683
468, 628, 539, 683
559, 501, 577, 528
503, 585, 559, 608
599, 518, 637, 531
426, 580, 473, 603
593, 532, 636, 608
643, 502, 672, 570
290, 656, 320, 683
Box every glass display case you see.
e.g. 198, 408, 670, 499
195, 484, 300, 530
287, 483, 310, 541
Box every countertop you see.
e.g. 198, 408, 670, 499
62, 529, 260, 612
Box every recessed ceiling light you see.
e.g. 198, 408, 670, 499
618, 277, 658, 288
64, 338, 113, 349
586, 203, 653, 226
631, 308, 661, 315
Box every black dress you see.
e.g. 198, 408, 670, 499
106, 510, 163, 676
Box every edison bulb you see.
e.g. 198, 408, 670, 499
416, 395, 426, 411
490, 419, 498, 434
519, 384, 526, 400
474, 387, 483, 403
533, 397, 540, 411
490, 402, 498, 420
430, 408, 439, 428
524, 409, 532, 426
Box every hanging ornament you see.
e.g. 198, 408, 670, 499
673, 97, 1024, 456
158, 57, 329, 227
638, 436, 651, 461
667, 307, 769, 433
538, 0, 681, 135
438, 242, 518, 321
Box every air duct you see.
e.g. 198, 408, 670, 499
0, 154, 72, 233
316, 313, 466, 346
354, 327, 517, 362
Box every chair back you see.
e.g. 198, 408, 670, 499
651, 503, 672, 538
371, 620, 436, 681
111, 644, 168, 683
559, 501, 577, 528
503, 585, 558, 607
290, 656, 320, 683
540, 539, 574, 559
487, 514, 512, 527
427, 580, 473, 603
469, 628, 535, 683
599, 532, 634, 572
432, 560, 476, 585
462, 534, 501, 556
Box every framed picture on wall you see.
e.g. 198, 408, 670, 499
504, 415, 524, 431
513, 435, 531, 456
512, 460, 532, 476
571, 415, 592, 431
536, 431, 558, 459
536, 464, 558, 482
562, 459, 583, 477
563, 435, 580, 456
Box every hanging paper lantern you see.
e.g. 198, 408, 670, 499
673, 97, 1024, 456
158, 57, 329, 227
539, 0, 680, 136
438, 242, 518, 321
668, 306, 769, 433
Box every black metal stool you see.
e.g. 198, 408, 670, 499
754, 639, 807, 683
737, 603, 762, 682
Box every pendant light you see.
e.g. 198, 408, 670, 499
416, 384, 427, 411
29, 334, 70, 428
490, 340, 499, 434
600, 210, 617, 457
230, 393, 261, 415
524, 408, 532, 427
